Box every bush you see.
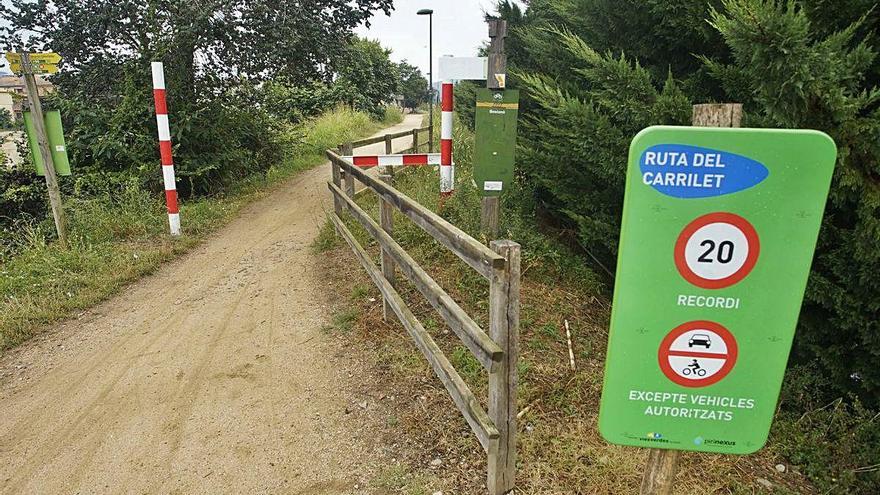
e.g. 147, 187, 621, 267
507, 0, 880, 408
772, 364, 880, 494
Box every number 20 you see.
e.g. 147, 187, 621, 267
698, 239, 734, 264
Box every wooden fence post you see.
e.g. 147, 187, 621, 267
412, 128, 420, 153
639, 102, 742, 495
378, 188, 396, 321
487, 240, 520, 494
383, 134, 395, 185
341, 142, 355, 200
331, 155, 343, 216
378, 136, 396, 320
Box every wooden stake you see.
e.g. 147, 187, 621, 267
640, 449, 681, 495
480, 18, 508, 238
640, 103, 742, 494
481, 196, 500, 236
565, 319, 576, 372
21, 52, 66, 247
487, 240, 520, 494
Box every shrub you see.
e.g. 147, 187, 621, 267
506, 0, 880, 407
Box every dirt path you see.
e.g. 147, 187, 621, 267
0, 115, 425, 494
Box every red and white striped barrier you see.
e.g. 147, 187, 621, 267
151, 62, 181, 236
440, 80, 454, 195
343, 153, 441, 169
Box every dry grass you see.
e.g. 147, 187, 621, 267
317, 232, 815, 494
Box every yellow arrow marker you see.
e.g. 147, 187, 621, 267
5, 52, 22, 64
29, 52, 62, 64
33, 63, 60, 74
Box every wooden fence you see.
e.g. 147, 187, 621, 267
325, 135, 520, 494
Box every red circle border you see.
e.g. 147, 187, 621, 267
658, 320, 739, 388
674, 212, 760, 290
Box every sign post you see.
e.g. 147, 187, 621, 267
478, 17, 509, 236
598, 104, 837, 494
15, 51, 67, 246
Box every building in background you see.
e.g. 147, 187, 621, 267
0, 74, 55, 121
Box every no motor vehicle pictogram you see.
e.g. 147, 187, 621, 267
658, 320, 738, 387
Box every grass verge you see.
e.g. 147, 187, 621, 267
313, 112, 877, 493
0, 105, 402, 351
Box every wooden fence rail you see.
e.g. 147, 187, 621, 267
349, 125, 431, 151
326, 140, 520, 494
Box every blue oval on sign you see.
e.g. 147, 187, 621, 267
639, 144, 769, 198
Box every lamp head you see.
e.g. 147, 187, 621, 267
417, 9, 433, 15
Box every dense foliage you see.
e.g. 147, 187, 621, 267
397, 61, 430, 110
335, 38, 402, 118
0, 109, 14, 130
503, 0, 879, 404
0, 1, 422, 246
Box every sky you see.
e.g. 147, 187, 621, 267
356, 0, 522, 81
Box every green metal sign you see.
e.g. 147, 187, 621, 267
598, 126, 836, 454
474, 89, 518, 197
23, 110, 71, 176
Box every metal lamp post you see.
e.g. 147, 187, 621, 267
417, 8, 434, 152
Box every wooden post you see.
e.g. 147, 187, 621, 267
481, 199, 500, 237
487, 240, 520, 494
378, 186, 396, 321
21, 52, 67, 247
639, 102, 742, 495
383, 134, 395, 185
341, 142, 355, 200
481, 18, 508, 238
640, 449, 681, 495
692, 103, 743, 128
412, 128, 420, 153
331, 154, 343, 216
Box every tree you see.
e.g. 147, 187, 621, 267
335, 38, 400, 118
0, 108, 14, 130
0, 0, 393, 196
397, 61, 429, 110
0, 1, 393, 89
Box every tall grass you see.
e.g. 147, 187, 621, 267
0, 106, 390, 351
381, 105, 404, 125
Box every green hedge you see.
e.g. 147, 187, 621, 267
505, 0, 880, 405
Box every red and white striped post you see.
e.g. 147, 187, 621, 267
151, 62, 181, 236
440, 80, 454, 196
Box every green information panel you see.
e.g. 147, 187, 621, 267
474, 89, 518, 197
23, 110, 71, 176
598, 126, 836, 454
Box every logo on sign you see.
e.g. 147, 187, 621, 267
640, 144, 769, 198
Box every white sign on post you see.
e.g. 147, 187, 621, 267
439, 56, 488, 81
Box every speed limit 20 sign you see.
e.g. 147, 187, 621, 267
599, 127, 836, 454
